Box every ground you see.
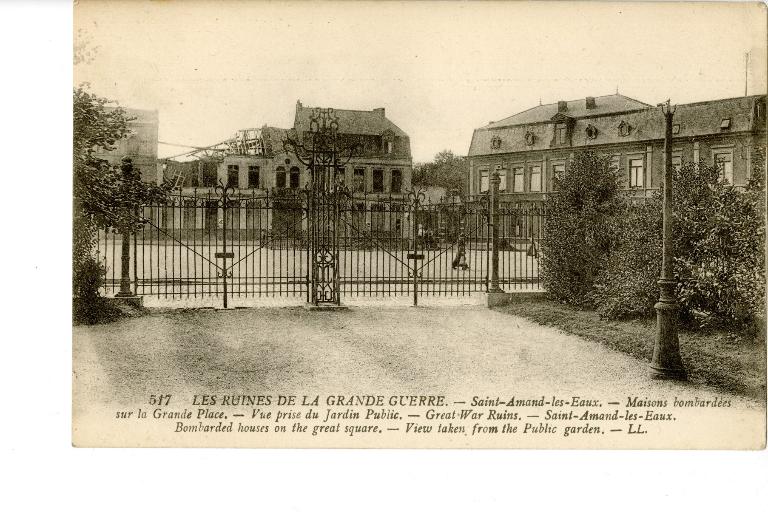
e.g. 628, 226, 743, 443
73, 305, 764, 449
495, 300, 766, 399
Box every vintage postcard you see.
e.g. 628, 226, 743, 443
72, 0, 767, 449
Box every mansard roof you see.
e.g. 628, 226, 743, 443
484, 94, 652, 129
293, 102, 408, 138
469, 94, 765, 157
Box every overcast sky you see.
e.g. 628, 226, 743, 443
75, 1, 766, 163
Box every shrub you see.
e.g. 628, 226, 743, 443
73, 254, 121, 325
541, 152, 623, 305
673, 157, 765, 326
591, 154, 765, 328
592, 198, 662, 319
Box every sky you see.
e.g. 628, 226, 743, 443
74, 0, 767, 163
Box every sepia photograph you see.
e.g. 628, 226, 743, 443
70, 0, 766, 450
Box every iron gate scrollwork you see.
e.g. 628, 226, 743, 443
284, 108, 360, 306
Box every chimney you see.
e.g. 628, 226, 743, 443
557, 101, 568, 113
586, 96, 596, 109
296, 99, 302, 110
373, 107, 385, 118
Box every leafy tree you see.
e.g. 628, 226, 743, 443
412, 150, 468, 196
540, 151, 623, 305
73, 86, 168, 303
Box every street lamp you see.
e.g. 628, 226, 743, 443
650, 100, 687, 380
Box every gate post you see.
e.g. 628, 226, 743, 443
116, 157, 135, 297
489, 170, 503, 293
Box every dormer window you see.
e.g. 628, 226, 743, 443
381, 130, 395, 154
585, 124, 598, 140
524, 131, 535, 146
491, 136, 502, 150
555, 124, 567, 145
618, 121, 631, 137
720, 118, 731, 130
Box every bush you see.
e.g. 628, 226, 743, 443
673, 159, 765, 327
73, 254, 121, 325
541, 152, 623, 305
592, 198, 662, 319
591, 154, 765, 328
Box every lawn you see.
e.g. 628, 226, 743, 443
494, 300, 766, 400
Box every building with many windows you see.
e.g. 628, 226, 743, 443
157, 101, 412, 235
467, 94, 766, 202
165, 101, 412, 196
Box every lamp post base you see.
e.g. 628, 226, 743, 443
650, 296, 687, 381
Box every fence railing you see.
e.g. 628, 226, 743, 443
95, 185, 546, 306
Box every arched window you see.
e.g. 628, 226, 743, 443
275, 166, 286, 188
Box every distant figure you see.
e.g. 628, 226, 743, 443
452, 232, 469, 270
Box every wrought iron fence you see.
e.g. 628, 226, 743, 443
96, 187, 546, 306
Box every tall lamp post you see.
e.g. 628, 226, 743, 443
650, 100, 687, 380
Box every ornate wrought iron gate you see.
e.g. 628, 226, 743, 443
284, 108, 358, 306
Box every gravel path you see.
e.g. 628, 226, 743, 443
73, 305, 763, 409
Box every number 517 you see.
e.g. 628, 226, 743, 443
149, 394, 171, 406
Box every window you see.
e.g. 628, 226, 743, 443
672, 124, 680, 135
247, 166, 260, 189
336, 167, 346, 184
227, 165, 239, 188
391, 169, 402, 193
629, 157, 644, 188
275, 166, 286, 189
373, 169, 384, 192
385, 140, 393, 154
720, 118, 731, 130
555, 124, 567, 145
529, 165, 541, 192
618, 121, 631, 137
496, 165, 507, 192
491, 136, 501, 150
551, 162, 565, 190
201, 163, 217, 187
713, 150, 733, 183
513, 166, 524, 192
480, 169, 489, 193
289, 167, 300, 189
354, 168, 365, 192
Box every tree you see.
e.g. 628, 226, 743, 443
412, 150, 469, 196
540, 151, 623, 305
73, 86, 168, 300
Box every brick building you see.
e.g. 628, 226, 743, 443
95, 107, 160, 183
467, 94, 766, 202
